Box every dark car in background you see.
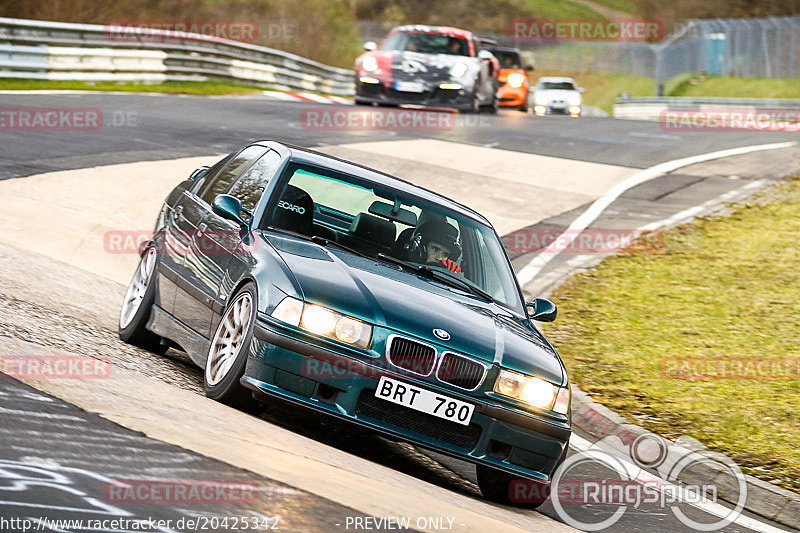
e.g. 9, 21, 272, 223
354, 25, 500, 112
119, 141, 571, 504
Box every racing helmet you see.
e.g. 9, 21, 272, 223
406, 220, 461, 263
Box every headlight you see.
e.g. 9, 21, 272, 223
361, 55, 379, 72
534, 92, 549, 106
507, 73, 525, 88
567, 93, 582, 106
449, 62, 468, 78
494, 369, 569, 413
271, 297, 372, 349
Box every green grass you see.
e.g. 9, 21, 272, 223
521, 0, 605, 19
542, 177, 800, 493
0, 79, 266, 95
671, 74, 800, 99
585, 0, 640, 15
528, 67, 655, 113
526, 69, 800, 114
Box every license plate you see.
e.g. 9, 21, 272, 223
375, 376, 474, 425
394, 81, 425, 93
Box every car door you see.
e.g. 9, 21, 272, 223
172, 145, 268, 337
157, 156, 230, 317
198, 148, 283, 335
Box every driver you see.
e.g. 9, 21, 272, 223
408, 220, 462, 273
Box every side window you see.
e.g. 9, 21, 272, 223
228, 150, 282, 214
191, 154, 231, 194
199, 145, 267, 205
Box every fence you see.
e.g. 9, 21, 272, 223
360, 16, 800, 94
522, 15, 800, 91
0, 17, 355, 95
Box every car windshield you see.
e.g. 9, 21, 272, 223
539, 81, 577, 90
261, 162, 524, 312
491, 50, 523, 69
383, 32, 470, 56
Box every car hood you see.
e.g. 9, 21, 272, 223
388, 51, 480, 84
266, 234, 566, 385
535, 89, 580, 103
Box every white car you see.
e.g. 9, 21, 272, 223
529, 77, 583, 116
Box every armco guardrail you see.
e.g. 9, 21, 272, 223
0, 17, 355, 94
614, 96, 800, 121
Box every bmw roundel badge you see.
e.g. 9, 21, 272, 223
433, 328, 450, 341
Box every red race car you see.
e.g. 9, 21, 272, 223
355, 25, 500, 113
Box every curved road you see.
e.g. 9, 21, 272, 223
1, 92, 798, 533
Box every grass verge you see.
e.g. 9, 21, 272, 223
542, 176, 800, 493
526, 69, 800, 114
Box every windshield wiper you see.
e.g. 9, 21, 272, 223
377, 253, 494, 303
264, 227, 370, 259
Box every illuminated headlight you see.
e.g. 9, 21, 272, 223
361, 55, 379, 72
494, 369, 569, 413
534, 92, 549, 106
271, 297, 372, 349
570, 106, 581, 115
567, 94, 582, 106
449, 62, 468, 78
507, 73, 525, 88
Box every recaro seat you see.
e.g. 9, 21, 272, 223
266, 184, 314, 235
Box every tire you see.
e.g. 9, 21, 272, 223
119, 246, 166, 354
204, 282, 259, 410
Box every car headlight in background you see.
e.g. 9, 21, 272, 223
449, 62, 468, 78
507, 73, 525, 88
493, 369, 570, 414
361, 55, 379, 72
533, 92, 549, 106
271, 297, 372, 349
567, 94, 582, 106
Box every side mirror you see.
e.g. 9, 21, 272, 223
578, 87, 585, 93
526, 298, 557, 322
212, 194, 247, 227
189, 166, 210, 180
524, 64, 534, 72
363, 41, 377, 51
478, 50, 493, 60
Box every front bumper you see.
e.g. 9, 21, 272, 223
244, 316, 571, 483
497, 85, 527, 107
355, 78, 474, 111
